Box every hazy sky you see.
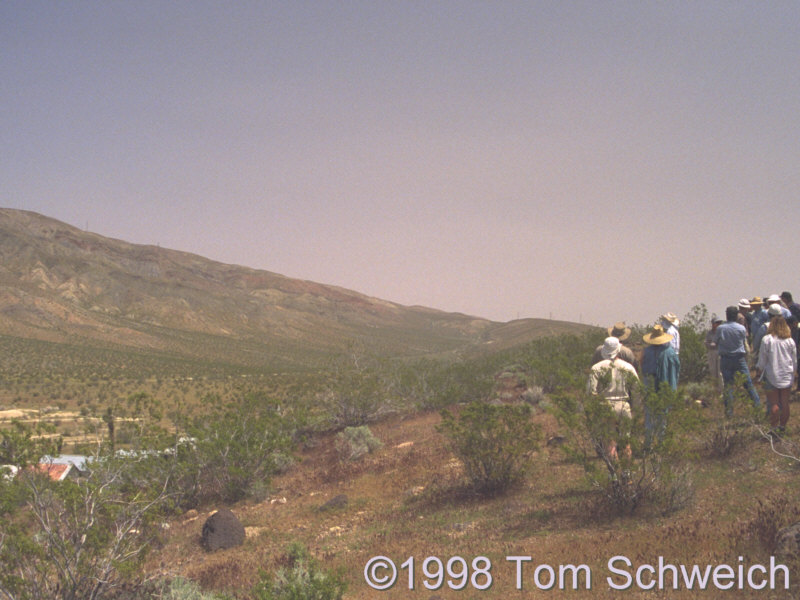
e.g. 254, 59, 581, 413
3, 2, 800, 326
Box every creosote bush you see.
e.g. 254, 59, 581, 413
438, 401, 540, 495
552, 383, 695, 516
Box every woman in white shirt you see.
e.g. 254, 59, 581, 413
756, 314, 797, 433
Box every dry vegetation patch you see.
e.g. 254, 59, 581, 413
142, 406, 800, 599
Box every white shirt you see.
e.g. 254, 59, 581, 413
756, 334, 797, 389
588, 358, 640, 402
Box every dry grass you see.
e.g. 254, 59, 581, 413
143, 404, 800, 599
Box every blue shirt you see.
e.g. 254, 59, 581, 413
641, 343, 680, 391
715, 321, 748, 357
750, 308, 769, 339
753, 321, 768, 354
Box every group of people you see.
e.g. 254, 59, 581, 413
587, 315, 681, 458
587, 293, 799, 456
706, 293, 799, 433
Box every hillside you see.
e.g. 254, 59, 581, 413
149, 408, 800, 600
0, 208, 593, 373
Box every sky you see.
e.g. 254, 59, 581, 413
3, 2, 800, 327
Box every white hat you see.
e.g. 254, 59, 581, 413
600, 337, 621, 360
738, 298, 751, 310
767, 294, 782, 304
768, 303, 783, 317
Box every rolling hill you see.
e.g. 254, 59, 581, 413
0, 208, 593, 373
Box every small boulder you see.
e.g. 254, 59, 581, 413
201, 509, 245, 552
775, 522, 800, 557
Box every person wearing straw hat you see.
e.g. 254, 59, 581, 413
591, 322, 638, 370
641, 324, 680, 446
716, 306, 761, 415
587, 337, 639, 459
749, 297, 768, 344
660, 313, 680, 355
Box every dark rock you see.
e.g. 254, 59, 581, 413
201, 509, 245, 552
318, 494, 348, 512
776, 522, 800, 557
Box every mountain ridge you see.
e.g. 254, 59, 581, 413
0, 208, 591, 372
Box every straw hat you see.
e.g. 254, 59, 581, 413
607, 322, 631, 342
643, 324, 674, 345
600, 337, 621, 360
750, 296, 763, 306
661, 313, 680, 327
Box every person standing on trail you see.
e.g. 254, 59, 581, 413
587, 337, 639, 460
736, 299, 751, 336
705, 315, 724, 393
641, 324, 680, 445
660, 313, 680, 355
756, 312, 797, 434
780, 292, 800, 321
716, 305, 761, 414
591, 322, 638, 370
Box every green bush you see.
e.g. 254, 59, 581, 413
679, 304, 711, 383
335, 426, 382, 461
175, 392, 295, 506
552, 384, 695, 516
252, 543, 347, 600
0, 451, 174, 600
438, 401, 540, 494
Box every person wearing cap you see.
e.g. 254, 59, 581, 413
587, 337, 639, 460
705, 315, 724, 393
755, 311, 797, 434
766, 294, 791, 320
660, 313, 680, 355
754, 303, 786, 358
591, 322, 638, 370
716, 306, 761, 414
641, 324, 680, 445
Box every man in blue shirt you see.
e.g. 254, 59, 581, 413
716, 305, 760, 415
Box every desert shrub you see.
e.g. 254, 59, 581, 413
393, 358, 495, 411
0, 449, 174, 600
520, 331, 602, 393
153, 577, 233, 599
521, 384, 547, 406
678, 304, 711, 383
689, 376, 764, 458
115, 391, 296, 510
552, 384, 695, 516
323, 351, 399, 427
177, 392, 295, 505
335, 425, 382, 461
252, 542, 347, 600
438, 401, 541, 494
